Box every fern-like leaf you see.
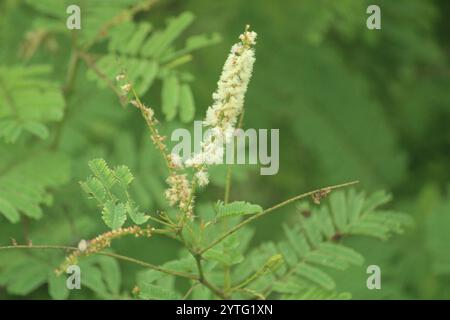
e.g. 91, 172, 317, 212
215, 201, 263, 220
139, 283, 180, 300
82, 158, 149, 228
0, 145, 70, 222
235, 189, 413, 299
85, 12, 220, 121
102, 201, 127, 229
0, 64, 64, 143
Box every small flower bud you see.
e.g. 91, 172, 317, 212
130, 99, 140, 108
78, 239, 87, 252
121, 83, 131, 93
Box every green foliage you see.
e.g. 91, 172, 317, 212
102, 201, 127, 230
214, 201, 263, 220
0, 213, 104, 299
86, 11, 221, 122
273, 281, 352, 300
0, 145, 70, 222
81, 158, 149, 229
0, 0, 447, 301
79, 255, 122, 298
136, 255, 196, 300
0, 65, 65, 142
0, 260, 49, 295
162, 74, 180, 121
121, 189, 412, 300
139, 283, 180, 300
25, 0, 143, 45
226, 190, 412, 299
179, 84, 195, 123
425, 198, 450, 275
0, 253, 121, 299
273, 192, 408, 293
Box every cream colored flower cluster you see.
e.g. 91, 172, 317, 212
164, 173, 193, 216
204, 28, 256, 133
185, 26, 257, 180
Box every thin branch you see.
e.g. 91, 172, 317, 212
182, 283, 200, 300
193, 253, 228, 299
78, 51, 124, 102
221, 111, 246, 288
96, 251, 198, 280
176, 232, 228, 299
62, 32, 80, 94
0, 244, 198, 281
129, 85, 173, 174
147, 215, 176, 229
198, 180, 359, 255
224, 167, 233, 204
236, 288, 266, 300
0, 245, 77, 251
224, 110, 245, 204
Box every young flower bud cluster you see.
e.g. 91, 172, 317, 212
118, 73, 194, 217
164, 173, 193, 218
56, 225, 153, 275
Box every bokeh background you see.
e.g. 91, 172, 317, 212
0, 0, 449, 299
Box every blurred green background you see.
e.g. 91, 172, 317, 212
0, 0, 449, 299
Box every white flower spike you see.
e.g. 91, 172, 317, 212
185, 26, 257, 180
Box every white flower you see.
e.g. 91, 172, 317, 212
170, 153, 183, 169
195, 170, 209, 187
165, 174, 191, 208
203, 41, 256, 131
121, 83, 131, 93
78, 239, 87, 252
185, 26, 256, 168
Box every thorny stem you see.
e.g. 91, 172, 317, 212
198, 180, 359, 255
